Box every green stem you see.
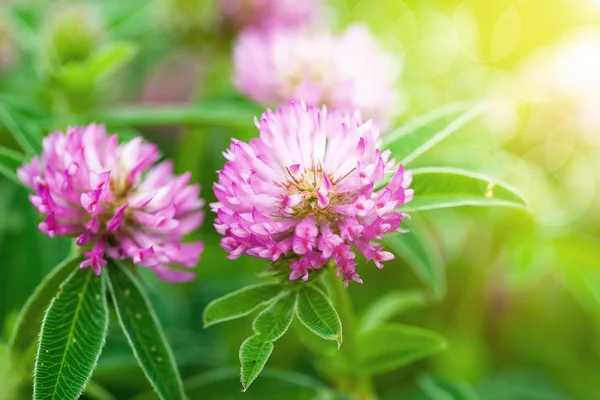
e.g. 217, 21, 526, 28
325, 269, 376, 400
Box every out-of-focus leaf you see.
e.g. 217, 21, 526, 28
553, 235, 600, 330
417, 375, 480, 400
34, 268, 108, 400
384, 219, 445, 298
0, 103, 41, 155
106, 262, 185, 400
94, 101, 262, 128
83, 380, 116, 400
240, 293, 295, 390
86, 42, 138, 80
476, 371, 573, 400
0, 147, 25, 186
402, 167, 528, 212
356, 324, 446, 375
383, 102, 483, 165
135, 368, 333, 400
0, 344, 27, 400
8, 254, 82, 363
295, 286, 343, 347
7, 5, 41, 54
203, 283, 283, 327
359, 290, 429, 332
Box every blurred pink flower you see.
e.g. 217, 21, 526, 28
0, 15, 16, 72
233, 24, 402, 128
219, 0, 318, 31
212, 102, 412, 286
18, 124, 204, 281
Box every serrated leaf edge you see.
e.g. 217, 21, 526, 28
33, 269, 109, 400
295, 286, 343, 348
106, 263, 186, 400
202, 283, 284, 328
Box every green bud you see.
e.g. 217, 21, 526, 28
45, 3, 104, 66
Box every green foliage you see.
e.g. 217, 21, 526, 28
295, 286, 343, 347
403, 167, 528, 212
240, 293, 295, 390
416, 375, 480, 400
203, 282, 283, 327
383, 102, 484, 166
0, 146, 25, 186
106, 262, 185, 400
252, 292, 295, 342
356, 324, 447, 375
239, 337, 275, 392
55, 42, 137, 93
384, 219, 445, 298
0, 102, 41, 155
8, 254, 82, 363
359, 290, 429, 332
95, 100, 262, 129
172, 369, 334, 400
34, 268, 109, 400
84, 380, 116, 400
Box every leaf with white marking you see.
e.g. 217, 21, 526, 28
401, 167, 528, 212
383, 102, 484, 166
34, 268, 108, 400
106, 262, 185, 400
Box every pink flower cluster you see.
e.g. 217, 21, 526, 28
233, 24, 401, 128
219, 0, 318, 31
18, 124, 204, 282
212, 102, 412, 286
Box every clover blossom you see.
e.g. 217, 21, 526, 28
212, 102, 412, 286
18, 124, 204, 281
220, 0, 318, 31
234, 24, 401, 128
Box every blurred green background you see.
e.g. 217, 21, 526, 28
1, 0, 599, 399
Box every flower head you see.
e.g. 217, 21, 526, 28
18, 124, 204, 281
212, 102, 412, 286
234, 24, 401, 128
220, 0, 318, 31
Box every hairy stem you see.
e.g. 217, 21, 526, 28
325, 269, 376, 400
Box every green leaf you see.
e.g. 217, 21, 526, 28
383, 220, 445, 298
417, 375, 480, 400
252, 293, 295, 342
83, 380, 116, 400
383, 102, 484, 165
402, 167, 528, 212
356, 324, 446, 375
239, 294, 295, 390
203, 283, 283, 327
0, 147, 26, 187
86, 42, 138, 80
106, 262, 185, 400
0, 102, 41, 156
176, 368, 333, 400
8, 254, 82, 361
239, 336, 274, 391
34, 268, 109, 400
0, 344, 27, 400
295, 286, 343, 347
94, 101, 262, 128
359, 290, 429, 332
553, 235, 600, 331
